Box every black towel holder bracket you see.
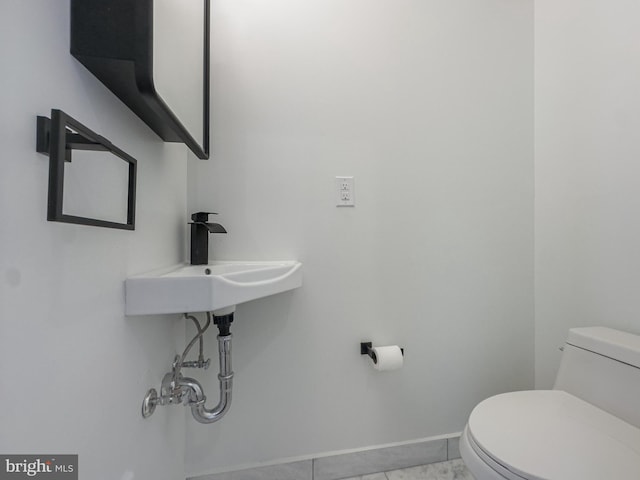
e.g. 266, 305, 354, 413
36, 109, 137, 230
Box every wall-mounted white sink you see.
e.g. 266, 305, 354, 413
125, 261, 302, 315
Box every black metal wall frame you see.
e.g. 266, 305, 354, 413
70, 0, 211, 160
36, 109, 137, 230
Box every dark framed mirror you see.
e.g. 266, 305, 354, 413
70, 0, 210, 159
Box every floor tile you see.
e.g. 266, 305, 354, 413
313, 439, 447, 480
189, 460, 312, 480
385, 459, 473, 480
340, 474, 388, 480
385, 464, 430, 480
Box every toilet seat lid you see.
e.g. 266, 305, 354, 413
467, 390, 640, 480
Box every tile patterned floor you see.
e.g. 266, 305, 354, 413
341, 459, 473, 480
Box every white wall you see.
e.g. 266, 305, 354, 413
0, 2, 188, 479
187, 0, 534, 475
535, 0, 640, 387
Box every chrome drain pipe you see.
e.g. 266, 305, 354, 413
141, 312, 235, 423
183, 334, 233, 424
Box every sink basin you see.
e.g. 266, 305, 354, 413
125, 261, 302, 315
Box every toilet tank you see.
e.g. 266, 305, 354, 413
554, 327, 640, 428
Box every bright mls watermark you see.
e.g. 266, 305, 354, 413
0, 455, 77, 479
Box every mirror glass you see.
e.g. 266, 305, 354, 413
63, 150, 131, 225
154, 0, 205, 148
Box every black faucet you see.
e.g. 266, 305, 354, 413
190, 212, 227, 265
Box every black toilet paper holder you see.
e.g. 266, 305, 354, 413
360, 342, 404, 365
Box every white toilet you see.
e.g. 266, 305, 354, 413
460, 326, 640, 479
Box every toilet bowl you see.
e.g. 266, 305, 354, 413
460, 327, 640, 479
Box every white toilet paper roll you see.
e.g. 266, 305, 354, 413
371, 345, 403, 371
